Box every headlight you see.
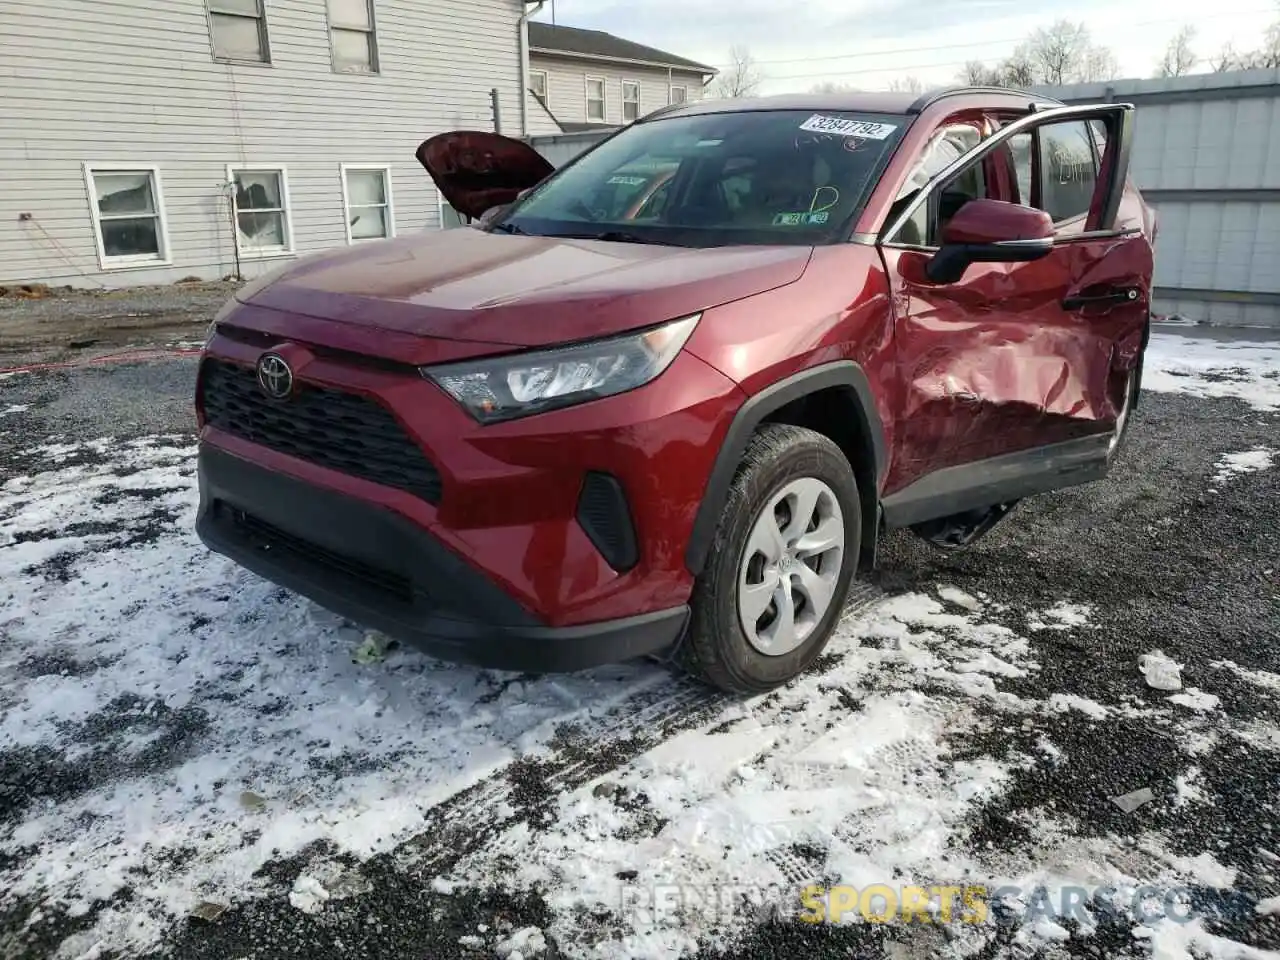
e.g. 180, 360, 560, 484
422, 314, 700, 424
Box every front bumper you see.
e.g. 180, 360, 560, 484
196, 444, 689, 672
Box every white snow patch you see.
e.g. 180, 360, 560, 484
1146, 917, 1280, 960
1168, 689, 1221, 712
495, 926, 547, 958
937, 586, 982, 611
1144, 332, 1280, 411
1, 403, 29, 417
1212, 660, 1280, 695
1256, 895, 1280, 917
1172, 767, 1208, 809
1212, 448, 1275, 484
1047, 693, 1110, 720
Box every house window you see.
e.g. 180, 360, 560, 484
341, 165, 394, 242
622, 80, 640, 122
530, 69, 548, 100
84, 166, 170, 268
228, 166, 293, 256
207, 0, 269, 63
669, 85, 687, 105
586, 77, 606, 121
328, 0, 378, 73
439, 194, 466, 229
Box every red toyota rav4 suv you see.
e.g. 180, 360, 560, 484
196, 89, 1154, 694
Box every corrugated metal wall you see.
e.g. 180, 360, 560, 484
533, 70, 1280, 329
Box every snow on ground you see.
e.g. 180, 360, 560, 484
1143, 333, 1280, 411
3, 434, 1278, 959
1212, 449, 1275, 485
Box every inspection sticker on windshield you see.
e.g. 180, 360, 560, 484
774, 211, 830, 226
799, 115, 897, 140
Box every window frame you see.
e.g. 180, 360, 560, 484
669, 84, 688, 105
881, 102, 1134, 251
339, 164, 395, 244
438, 191, 467, 229
83, 164, 172, 271
621, 79, 641, 122
205, 0, 271, 66
226, 164, 296, 259
585, 76, 606, 122
327, 0, 379, 74
530, 69, 549, 101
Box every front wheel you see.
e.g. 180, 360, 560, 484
679, 423, 863, 694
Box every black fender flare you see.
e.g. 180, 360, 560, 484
683, 360, 888, 576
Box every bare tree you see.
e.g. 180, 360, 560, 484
887, 75, 924, 93
1156, 26, 1198, 77
1019, 20, 1118, 85
1000, 52, 1038, 87
957, 60, 1003, 85
1210, 42, 1241, 72
1210, 6, 1280, 70
712, 45, 764, 99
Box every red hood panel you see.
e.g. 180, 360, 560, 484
241, 230, 813, 347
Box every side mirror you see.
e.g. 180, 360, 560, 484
926, 199, 1055, 284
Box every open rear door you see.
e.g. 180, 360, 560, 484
416, 131, 555, 222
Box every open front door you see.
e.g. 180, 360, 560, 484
416, 131, 555, 222
878, 102, 1152, 528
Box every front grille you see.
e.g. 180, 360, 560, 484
219, 503, 414, 604
200, 359, 442, 503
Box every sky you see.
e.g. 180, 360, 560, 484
532, 0, 1280, 93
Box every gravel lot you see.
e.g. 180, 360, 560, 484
0, 327, 1277, 960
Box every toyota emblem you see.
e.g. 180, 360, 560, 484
256, 353, 293, 400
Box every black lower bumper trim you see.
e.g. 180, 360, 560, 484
196, 444, 688, 673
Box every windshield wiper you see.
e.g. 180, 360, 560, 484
488, 221, 528, 235
560, 230, 681, 246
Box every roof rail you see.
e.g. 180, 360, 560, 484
906, 85, 1065, 114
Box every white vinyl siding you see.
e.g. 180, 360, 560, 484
228, 166, 294, 257
83, 164, 171, 269
340, 164, 394, 242
622, 79, 640, 122
328, 0, 377, 74
207, 0, 270, 64
585, 76, 606, 122
529, 56, 705, 130
0, 0, 529, 287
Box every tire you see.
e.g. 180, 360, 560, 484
678, 423, 863, 694
1109, 364, 1140, 458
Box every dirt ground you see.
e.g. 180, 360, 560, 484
0, 281, 242, 368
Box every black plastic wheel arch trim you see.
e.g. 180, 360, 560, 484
683, 360, 887, 577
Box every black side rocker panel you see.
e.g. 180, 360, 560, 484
880, 433, 1113, 529
684, 360, 887, 576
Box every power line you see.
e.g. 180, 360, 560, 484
708, 6, 1276, 69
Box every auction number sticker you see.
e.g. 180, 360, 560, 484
798, 115, 898, 140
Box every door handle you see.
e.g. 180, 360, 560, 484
1062, 287, 1141, 311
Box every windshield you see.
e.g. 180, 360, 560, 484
495, 110, 910, 247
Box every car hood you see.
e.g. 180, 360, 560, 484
239, 229, 814, 347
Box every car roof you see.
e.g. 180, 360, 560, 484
643, 87, 1064, 122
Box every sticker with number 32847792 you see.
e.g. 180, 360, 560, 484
798, 115, 898, 140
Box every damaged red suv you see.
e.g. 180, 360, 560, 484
196, 89, 1154, 693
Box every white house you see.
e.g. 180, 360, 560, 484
526, 23, 717, 134
0, 0, 551, 288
